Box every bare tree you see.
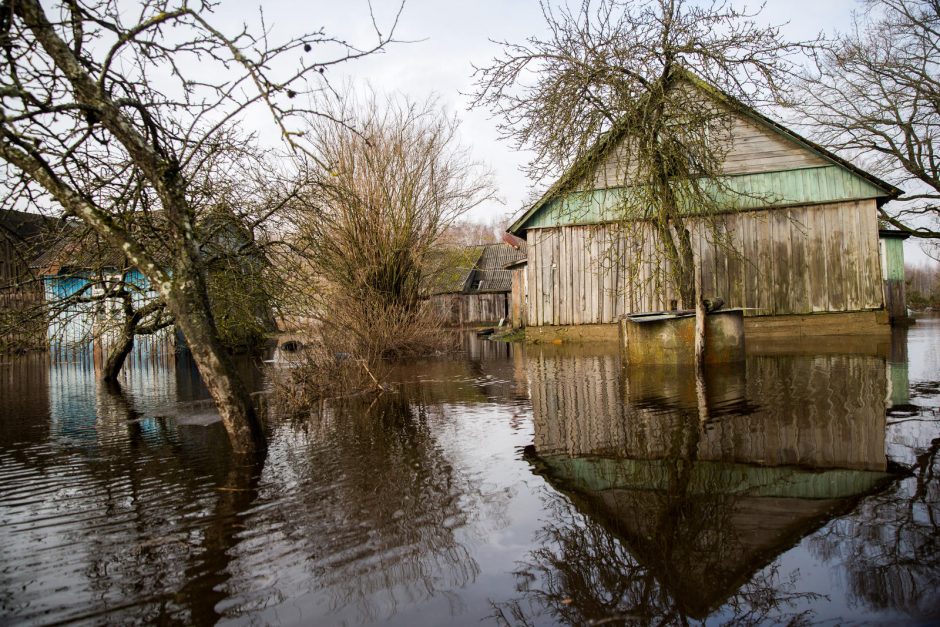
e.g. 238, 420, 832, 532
285, 93, 495, 364
472, 0, 811, 307
792, 0, 939, 238
0, 0, 398, 455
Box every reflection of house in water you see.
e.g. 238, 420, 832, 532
38, 349, 266, 449
524, 344, 897, 619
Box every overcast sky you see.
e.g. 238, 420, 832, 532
220, 0, 935, 263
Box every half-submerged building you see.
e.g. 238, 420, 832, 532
508, 76, 905, 341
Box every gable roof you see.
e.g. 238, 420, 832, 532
509, 71, 902, 235
469, 242, 527, 293
426, 242, 527, 295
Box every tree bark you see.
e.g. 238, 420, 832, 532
167, 272, 266, 456
693, 254, 707, 422
102, 329, 134, 382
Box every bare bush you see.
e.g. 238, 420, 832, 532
267, 341, 386, 414
283, 93, 495, 368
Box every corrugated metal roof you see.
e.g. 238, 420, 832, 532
426, 242, 527, 295
467, 243, 527, 294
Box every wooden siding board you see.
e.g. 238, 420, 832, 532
788, 207, 810, 313
559, 228, 569, 326
771, 209, 790, 314
861, 201, 883, 308
843, 202, 861, 311
742, 213, 759, 313
825, 204, 846, 312
529, 231, 539, 324
754, 212, 773, 315
807, 206, 830, 312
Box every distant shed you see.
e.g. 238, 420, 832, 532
428, 242, 527, 326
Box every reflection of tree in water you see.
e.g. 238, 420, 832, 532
86, 381, 250, 625
493, 412, 823, 626
809, 439, 940, 619
4, 367, 504, 625
220, 391, 499, 624
492, 490, 816, 627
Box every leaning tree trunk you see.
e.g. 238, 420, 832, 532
656, 218, 696, 309
101, 328, 135, 383
673, 223, 697, 308
101, 291, 138, 382
167, 271, 266, 456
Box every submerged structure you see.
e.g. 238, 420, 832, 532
508, 77, 906, 342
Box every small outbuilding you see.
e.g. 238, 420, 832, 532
878, 229, 911, 324
428, 241, 527, 327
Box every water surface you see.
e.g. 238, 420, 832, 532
1, 320, 939, 625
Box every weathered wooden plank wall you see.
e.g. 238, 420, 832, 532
525, 199, 883, 326
429, 292, 509, 326
510, 267, 527, 328
591, 108, 828, 190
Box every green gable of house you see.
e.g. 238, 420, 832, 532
520, 164, 891, 230
509, 78, 900, 235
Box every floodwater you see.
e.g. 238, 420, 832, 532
1, 319, 939, 626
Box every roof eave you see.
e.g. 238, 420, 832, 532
510, 71, 903, 234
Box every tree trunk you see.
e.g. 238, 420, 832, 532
657, 219, 696, 309
101, 328, 135, 382
168, 276, 266, 456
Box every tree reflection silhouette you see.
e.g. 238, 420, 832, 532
213, 390, 499, 624
809, 439, 940, 620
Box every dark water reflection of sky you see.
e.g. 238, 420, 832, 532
0, 318, 939, 625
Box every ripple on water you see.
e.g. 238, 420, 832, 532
1, 329, 940, 625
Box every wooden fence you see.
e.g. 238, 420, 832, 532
429, 292, 510, 327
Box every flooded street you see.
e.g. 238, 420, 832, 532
1, 319, 939, 625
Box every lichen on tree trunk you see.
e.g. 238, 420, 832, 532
167, 273, 266, 456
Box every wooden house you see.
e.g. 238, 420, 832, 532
508, 77, 904, 341
30, 214, 272, 357
428, 241, 527, 326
